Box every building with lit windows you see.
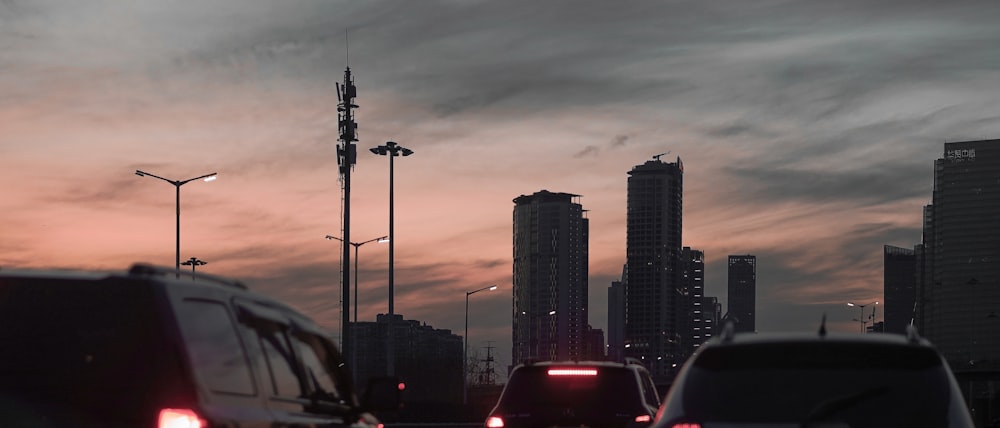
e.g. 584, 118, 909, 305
623, 156, 684, 382
512, 190, 590, 365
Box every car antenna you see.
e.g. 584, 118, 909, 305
818, 313, 827, 338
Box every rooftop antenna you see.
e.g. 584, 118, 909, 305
652, 150, 671, 161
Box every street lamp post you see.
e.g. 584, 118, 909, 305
847, 301, 879, 333
180, 257, 206, 278
370, 141, 413, 377
325, 234, 388, 378
135, 170, 217, 277
465, 284, 497, 406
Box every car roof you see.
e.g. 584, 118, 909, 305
0, 262, 307, 317
700, 320, 934, 349
514, 359, 651, 372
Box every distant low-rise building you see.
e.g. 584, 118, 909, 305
351, 314, 463, 405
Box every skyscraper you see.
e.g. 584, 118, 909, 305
883, 245, 916, 334
607, 271, 625, 362
680, 247, 705, 358
624, 156, 683, 381
918, 139, 1000, 367
727, 255, 756, 333
512, 190, 590, 364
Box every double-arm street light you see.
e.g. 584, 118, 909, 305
847, 301, 879, 333
135, 170, 217, 276
325, 235, 390, 325
370, 141, 413, 377
180, 257, 207, 277
464, 284, 498, 405
326, 234, 388, 380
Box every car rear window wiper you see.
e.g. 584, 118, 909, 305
800, 386, 889, 428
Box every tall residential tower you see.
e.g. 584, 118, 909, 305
512, 190, 590, 365
624, 156, 684, 381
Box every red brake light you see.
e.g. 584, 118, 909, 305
158, 408, 206, 428
635, 414, 652, 423
547, 368, 598, 376
671, 424, 701, 428
486, 416, 505, 427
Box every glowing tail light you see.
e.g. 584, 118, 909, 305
158, 408, 206, 428
635, 414, 652, 423
671, 424, 701, 428
547, 368, 598, 376
486, 416, 505, 427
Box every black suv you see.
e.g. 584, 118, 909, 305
486, 359, 661, 428
0, 263, 396, 427
653, 323, 974, 428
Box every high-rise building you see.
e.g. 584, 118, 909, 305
680, 247, 705, 358
512, 190, 590, 364
607, 268, 626, 362
727, 255, 756, 333
624, 156, 684, 381
917, 139, 1000, 367
698, 296, 722, 345
883, 245, 916, 334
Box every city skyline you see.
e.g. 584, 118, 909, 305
4, 1, 1000, 369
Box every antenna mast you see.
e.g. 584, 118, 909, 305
337, 58, 359, 362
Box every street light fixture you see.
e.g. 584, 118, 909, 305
847, 301, 879, 333
326, 234, 388, 379
135, 170, 217, 277
180, 257, 207, 280
325, 235, 390, 325
370, 141, 413, 377
464, 284, 497, 406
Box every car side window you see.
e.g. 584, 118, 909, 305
290, 332, 341, 401
174, 299, 256, 395
640, 372, 660, 406
258, 325, 304, 398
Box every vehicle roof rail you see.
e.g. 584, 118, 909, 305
623, 357, 644, 366
127, 263, 248, 290
719, 319, 736, 344
904, 324, 922, 344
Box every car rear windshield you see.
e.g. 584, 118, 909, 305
0, 275, 181, 424
679, 342, 954, 426
499, 366, 642, 411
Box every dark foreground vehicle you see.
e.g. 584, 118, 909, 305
654, 323, 974, 428
486, 359, 660, 428
0, 263, 396, 428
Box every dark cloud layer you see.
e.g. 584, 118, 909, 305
5, 0, 1000, 369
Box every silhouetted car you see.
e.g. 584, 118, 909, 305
653, 323, 974, 428
485, 359, 661, 428
0, 263, 397, 427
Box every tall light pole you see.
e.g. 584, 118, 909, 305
370, 141, 413, 376
180, 257, 206, 278
135, 170, 217, 277
465, 284, 497, 406
847, 301, 879, 333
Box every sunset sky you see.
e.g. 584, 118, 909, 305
3, 1, 1000, 370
